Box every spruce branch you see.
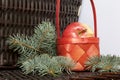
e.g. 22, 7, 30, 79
21, 54, 75, 76
7, 21, 57, 63
7, 21, 75, 76
85, 55, 120, 72
8, 35, 40, 53
53, 56, 75, 74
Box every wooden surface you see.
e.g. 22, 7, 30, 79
0, 69, 120, 80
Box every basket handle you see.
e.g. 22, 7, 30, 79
56, 0, 98, 38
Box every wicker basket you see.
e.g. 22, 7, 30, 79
56, 0, 100, 71
0, 0, 82, 68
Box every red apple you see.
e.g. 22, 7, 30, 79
62, 22, 94, 38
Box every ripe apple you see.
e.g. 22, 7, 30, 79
62, 22, 94, 38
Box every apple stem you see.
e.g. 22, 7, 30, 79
78, 29, 87, 35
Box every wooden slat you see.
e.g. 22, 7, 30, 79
0, 70, 120, 80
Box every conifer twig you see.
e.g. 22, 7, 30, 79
12, 39, 40, 52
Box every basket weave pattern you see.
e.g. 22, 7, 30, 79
57, 39, 100, 70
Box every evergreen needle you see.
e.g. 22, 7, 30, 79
7, 21, 75, 76
85, 55, 120, 72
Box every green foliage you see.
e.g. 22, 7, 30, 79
21, 54, 75, 76
85, 55, 120, 72
53, 56, 75, 74
7, 22, 57, 63
7, 21, 75, 76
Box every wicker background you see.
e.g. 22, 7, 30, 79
0, 0, 82, 68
